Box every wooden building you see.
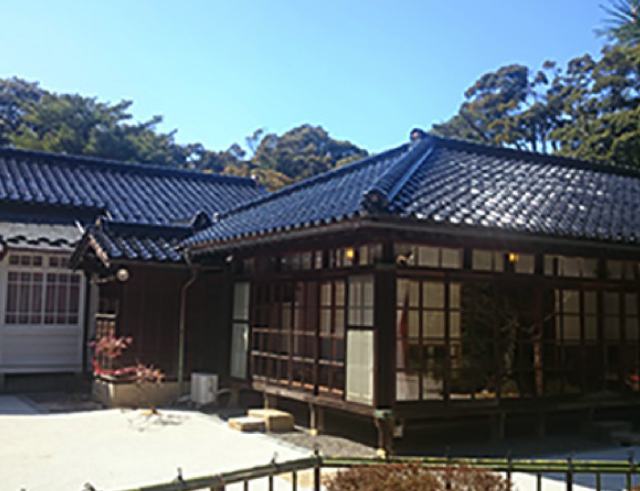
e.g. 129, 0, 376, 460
181, 130, 640, 448
0, 147, 264, 387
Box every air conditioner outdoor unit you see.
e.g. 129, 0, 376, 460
190, 372, 218, 406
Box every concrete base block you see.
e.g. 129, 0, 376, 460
92, 379, 189, 408
228, 416, 266, 432
248, 408, 295, 432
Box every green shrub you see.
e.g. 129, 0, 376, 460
324, 463, 511, 491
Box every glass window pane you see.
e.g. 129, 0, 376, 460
563, 315, 581, 341
396, 373, 420, 401
604, 292, 620, 315
320, 282, 332, 306
233, 282, 250, 320
562, 257, 580, 277
345, 330, 374, 405
450, 312, 461, 338
423, 282, 445, 309
449, 283, 460, 310
230, 323, 249, 379
563, 290, 580, 314
423, 311, 445, 338
584, 292, 598, 314
418, 246, 439, 267
363, 279, 374, 308
494, 252, 505, 272
544, 256, 555, 275
585, 317, 598, 340
472, 250, 492, 271
607, 260, 623, 279
583, 259, 598, 278
605, 316, 621, 340
515, 253, 535, 274
397, 279, 419, 308
626, 317, 639, 341
397, 310, 420, 339
335, 282, 345, 306
441, 248, 462, 269
625, 294, 638, 316
320, 309, 332, 334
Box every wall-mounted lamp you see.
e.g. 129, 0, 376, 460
508, 252, 519, 264
116, 268, 130, 282
345, 247, 356, 261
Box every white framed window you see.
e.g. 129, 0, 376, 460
4, 252, 82, 326
345, 329, 374, 405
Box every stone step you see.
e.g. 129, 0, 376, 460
247, 408, 295, 432
228, 416, 266, 432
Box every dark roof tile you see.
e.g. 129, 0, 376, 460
186, 135, 640, 249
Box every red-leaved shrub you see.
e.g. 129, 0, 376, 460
324, 464, 511, 491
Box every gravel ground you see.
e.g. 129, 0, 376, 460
273, 431, 378, 458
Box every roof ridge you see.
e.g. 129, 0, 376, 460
0, 146, 260, 187
429, 134, 640, 179
215, 143, 410, 220
100, 219, 193, 236
102, 219, 192, 231
361, 138, 434, 212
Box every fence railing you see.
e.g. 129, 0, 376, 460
118, 454, 640, 491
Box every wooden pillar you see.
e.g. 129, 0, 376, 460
309, 403, 325, 436
264, 393, 277, 409
373, 244, 396, 409
374, 410, 395, 457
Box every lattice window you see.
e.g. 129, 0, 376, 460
4, 253, 81, 326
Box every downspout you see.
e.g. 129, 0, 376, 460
178, 251, 199, 396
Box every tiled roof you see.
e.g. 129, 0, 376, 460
0, 222, 81, 251
77, 220, 194, 264
186, 134, 640, 249
0, 147, 265, 226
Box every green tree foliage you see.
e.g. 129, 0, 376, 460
0, 78, 367, 190
432, 44, 640, 168
251, 124, 368, 180
0, 77, 44, 145
599, 0, 640, 46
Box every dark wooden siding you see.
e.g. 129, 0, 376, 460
97, 265, 230, 380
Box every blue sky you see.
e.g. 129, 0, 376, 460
1, 1, 607, 153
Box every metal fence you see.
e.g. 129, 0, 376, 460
117, 454, 640, 491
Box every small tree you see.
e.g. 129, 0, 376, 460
92, 334, 164, 385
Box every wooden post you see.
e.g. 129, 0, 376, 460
309, 403, 325, 436
373, 258, 396, 409
264, 393, 277, 409
309, 403, 318, 436
374, 409, 395, 458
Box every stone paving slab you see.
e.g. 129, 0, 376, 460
0, 395, 40, 414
